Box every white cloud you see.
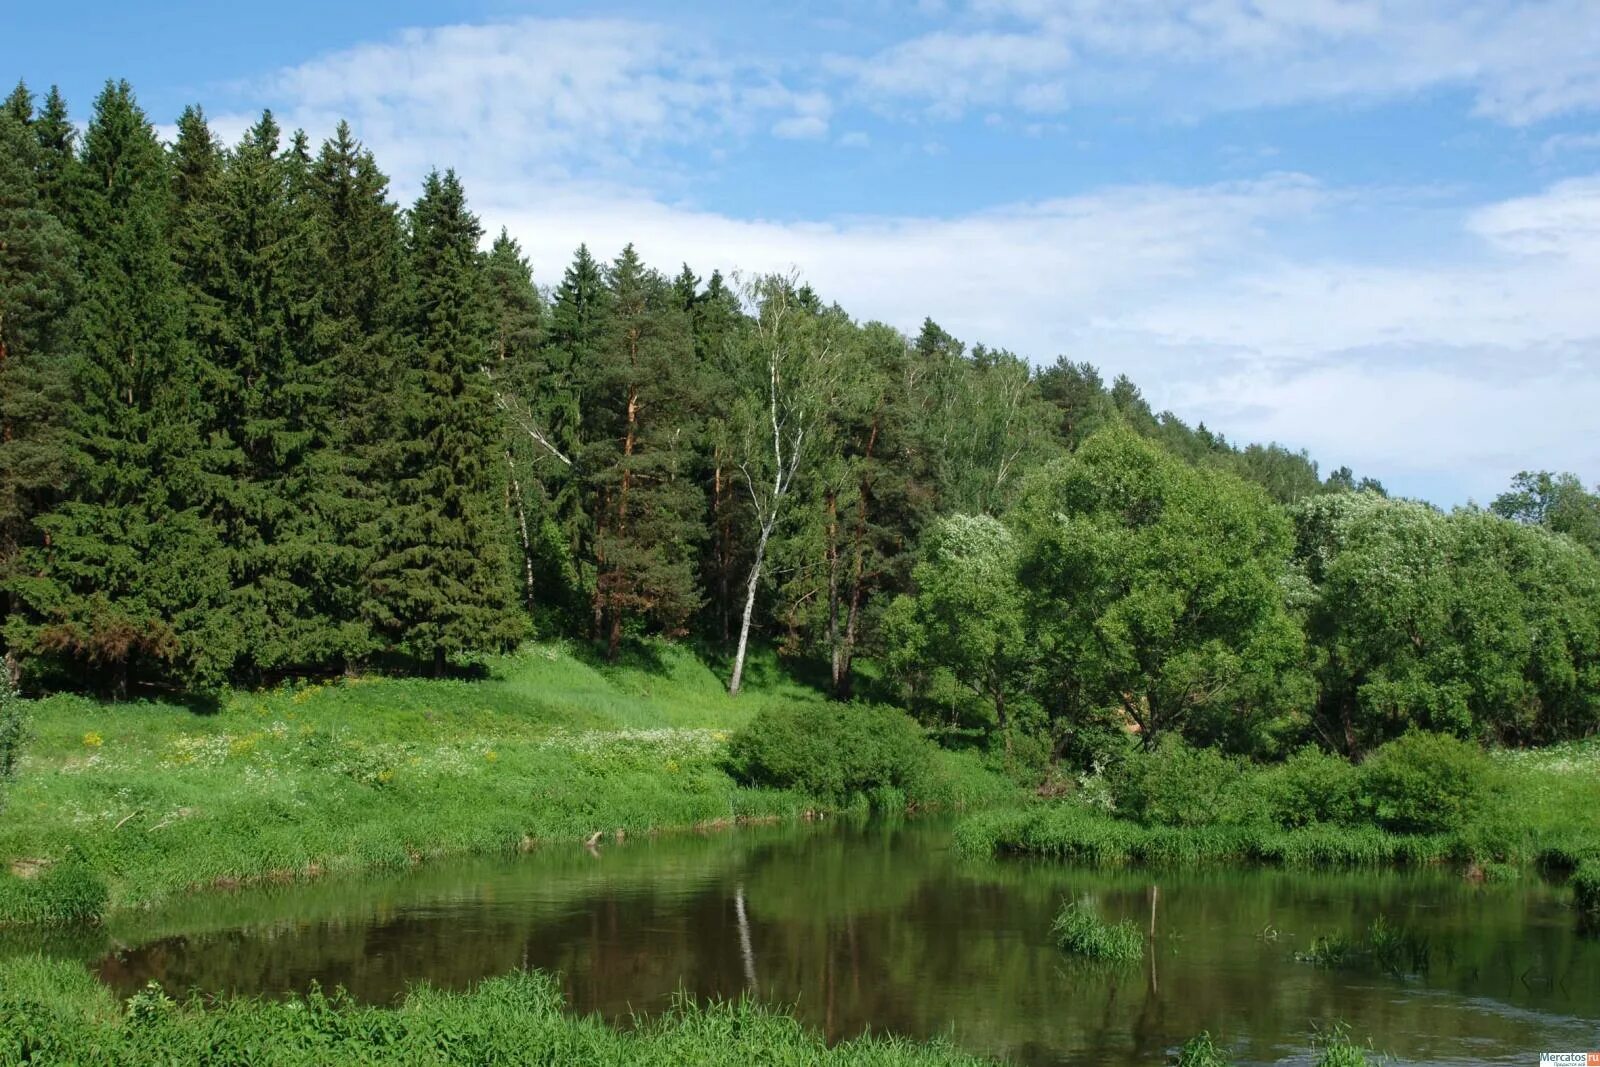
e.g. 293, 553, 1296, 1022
849, 0, 1600, 123
228, 14, 1600, 502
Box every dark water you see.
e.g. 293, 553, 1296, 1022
62, 819, 1600, 1064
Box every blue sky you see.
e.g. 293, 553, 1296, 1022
9, 1, 1600, 503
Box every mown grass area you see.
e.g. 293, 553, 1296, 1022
0, 641, 1015, 925
0, 954, 992, 1067
955, 738, 1600, 885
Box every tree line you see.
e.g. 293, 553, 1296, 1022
2, 80, 1597, 755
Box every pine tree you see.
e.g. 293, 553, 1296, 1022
582, 245, 704, 659
6, 82, 235, 692
367, 170, 522, 672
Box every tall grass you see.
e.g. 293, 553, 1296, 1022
1050, 901, 1144, 962
0, 641, 1015, 925
0, 955, 991, 1066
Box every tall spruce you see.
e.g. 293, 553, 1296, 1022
302, 121, 409, 665
0, 99, 77, 667
6, 82, 235, 692
367, 170, 522, 672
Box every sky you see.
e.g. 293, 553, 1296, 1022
8, 0, 1600, 504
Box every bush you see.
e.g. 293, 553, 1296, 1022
1357, 733, 1496, 834
728, 702, 935, 806
1109, 738, 1246, 827
1260, 746, 1359, 828
0, 670, 29, 781
1050, 901, 1144, 962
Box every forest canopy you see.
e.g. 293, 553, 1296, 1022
2, 79, 1598, 759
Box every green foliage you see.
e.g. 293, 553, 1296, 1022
0, 957, 992, 1066
0, 853, 108, 926
885, 514, 1030, 743
1299, 915, 1430, 977
1259, 746, 1361, 828
1173, 1032, 1232, 1067
1050, 901, 1144, 962
727, 702, 936, 806
1357, 733, 1496, 835
0, 671, 28, 780
1572, 859, 1600, 916
1108, 737, 1246, 828
1016, 427, 1303, 752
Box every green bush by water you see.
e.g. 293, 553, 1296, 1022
1356, 732, 1497, 834
0, 955, 991, 1067
727, 701, 940, 807
1050, 901, 1144, 962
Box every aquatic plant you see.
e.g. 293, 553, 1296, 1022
1172, 1031, 1232, 1066
1297, 916, 1429, 978
1051, 901, 1144, 962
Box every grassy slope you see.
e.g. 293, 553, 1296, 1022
0, 955, 993, 1067
0, 641, 1013, 924
955, 739, 1600, 873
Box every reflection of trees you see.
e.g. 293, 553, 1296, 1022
66, 820, 1600, 1067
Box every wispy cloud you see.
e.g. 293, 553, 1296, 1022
847, 0, 1600, 123
204, 11, 1600, 501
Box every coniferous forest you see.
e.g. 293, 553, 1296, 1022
4, 79, 1600, 761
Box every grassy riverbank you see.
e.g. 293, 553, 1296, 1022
955, 736, 1600, 883
0, 642, 1014, 925
0, 955, 990, 1067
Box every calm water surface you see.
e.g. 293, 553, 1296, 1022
38, 819, 1600, 1064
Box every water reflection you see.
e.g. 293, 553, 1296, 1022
53, 819, 1600, 1065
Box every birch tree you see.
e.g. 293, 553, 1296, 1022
727, 274, 847, 695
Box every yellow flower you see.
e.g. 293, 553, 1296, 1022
484, 750, 498, 763
83, 732, 104, 748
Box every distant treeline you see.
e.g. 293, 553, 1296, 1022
1, 81, 1597, 753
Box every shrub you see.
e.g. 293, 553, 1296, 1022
728, 702, 934, 806
1109, 738, 1246, 827
1357, 733, 1497, 834
0, 670, 29, 781
1573, 859, 1600, 916
1260, 746, 1359, 828
1050, 901, 1144, 962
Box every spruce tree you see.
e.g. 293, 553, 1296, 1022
6, 82, 235, 692
301, 121, 409, 666
541, 244, 609, 601
0, 103, 77, 665
368, 170, 522, 671
32, 87, 77, 218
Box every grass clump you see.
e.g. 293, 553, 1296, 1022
1050, 901, 1144, 962
1172, 1031, 1231, 1066
1297, 916, 1429, 978
0, 955, 993, 1066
